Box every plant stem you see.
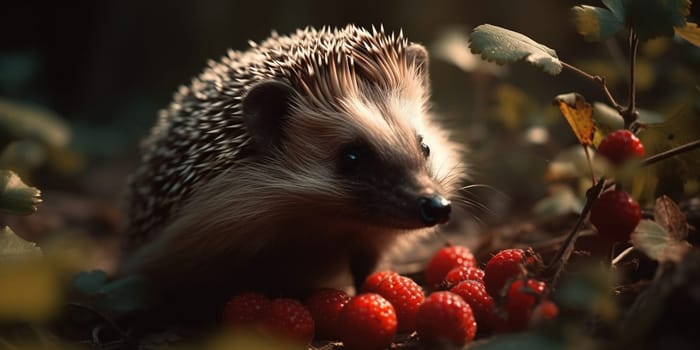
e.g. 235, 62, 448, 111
611, 246, 636, 266
623, 30, 640, 128
544, 177, 607, 287
641, 139, 700, 167
561, 61, 623, 112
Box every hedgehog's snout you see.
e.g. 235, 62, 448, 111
418, 194, 451, 226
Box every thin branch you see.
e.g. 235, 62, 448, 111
611, 246, 636, 266
641, 139, 700, 167
561, 61, 623, 112
623, 30, 640, 128
544, 177, 607, 287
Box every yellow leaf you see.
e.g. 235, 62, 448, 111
554, 93, 596, 146
674, 22, 700, 47
0, 261, 62, 322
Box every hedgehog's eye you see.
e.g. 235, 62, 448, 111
338, 142, 370, 175
418, 135, 430, 158
420, 142, 430, 158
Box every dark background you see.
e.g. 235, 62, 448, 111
1, 0, 699, 239
0, 0, 603, 154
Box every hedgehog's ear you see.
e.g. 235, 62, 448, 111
241, 80, 296, 150
406, 44, 430, 89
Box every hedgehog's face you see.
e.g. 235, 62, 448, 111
332, 133, 452, 229
241, 44, 463, 230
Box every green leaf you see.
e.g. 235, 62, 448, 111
674, 22, 700, 47
469, 24, 562, 75
572, 5, 625, 42
0, 170, 42, 215
603, 0, 626, 20
72, 271, 150, 315
631, 219, 690, 263
72, 270, 109, 297
624, 0, 691, 40
0, 226, 42, 259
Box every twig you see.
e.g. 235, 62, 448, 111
544, 177, 607, 287
582, 145, 596, 186
640, 139, 700, 167
623, 30, 640, 128
611, 246, 636, 266
561, 61, 623, 112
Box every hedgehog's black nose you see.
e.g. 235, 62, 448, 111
418, 195, 451, 226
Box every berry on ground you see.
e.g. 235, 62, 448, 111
532, 300, 559, 323
222, 292, 270, 327
590, 189, 641, 242
416, 291, 477, 346
505, 279, 547, 331
596, 129, 645, 165
425, 245, 477, 289
362, 270, 398, 294
483, 249, 534, 298
374, 274, 425, 333
444, 266, 485, 288
305, 288, 350, 339
259, 298, 315, 343
338, 293, 397, 350
450, 280, 498, 332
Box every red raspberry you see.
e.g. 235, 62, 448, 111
259, 298, 315, 343
590, 190, 641, 242
505, 279, 546, 331
338, 293, 397, 350
483, 249, 532, 298
444, 266, 485, 288
362, 270, 398, 294
532, 300, 559, 322
425, 245, 477, 289
305, 288, 350, 339
450, 280, 498, 331
222, 292, 270, 326
416, 291, 476, 346
374, 274, 425, 333
596, 129, 645, 165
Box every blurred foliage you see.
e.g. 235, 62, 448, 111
630, 92, 700, 204
0, 228, 93, 323
0, 0, 698, 349
0, 170, 42, 215
573, 0, 694, 42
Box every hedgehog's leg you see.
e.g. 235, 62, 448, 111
349, 249, 380, 293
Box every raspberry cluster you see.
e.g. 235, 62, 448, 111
591, 129, 644, 242
221, 245, 558, 349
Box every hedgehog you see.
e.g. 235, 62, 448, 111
121, 24, 466, 316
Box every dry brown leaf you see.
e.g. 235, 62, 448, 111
654, 195, 689, 241
554, 93, 596, 146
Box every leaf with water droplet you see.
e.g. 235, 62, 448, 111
469, 24, 562, 75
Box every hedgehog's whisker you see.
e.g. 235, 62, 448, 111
458, 183, 510, 202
